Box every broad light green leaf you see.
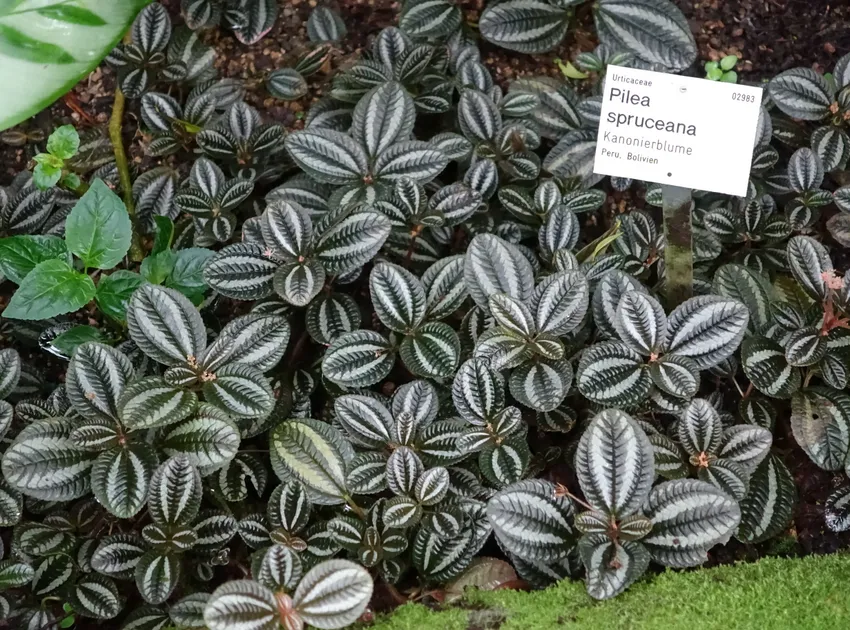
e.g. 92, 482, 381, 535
65, 179, 132, 269
0, 234, 68, 284
96, 270, 144, 321
0, 1, 152, 131
3, 258, 95, 320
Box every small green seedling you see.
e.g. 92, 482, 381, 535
705, 55, 739, 83
32, 125, 82, 191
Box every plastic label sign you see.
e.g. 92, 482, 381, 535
593, 65, 763, 197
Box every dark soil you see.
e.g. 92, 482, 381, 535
3, 0, 850, 610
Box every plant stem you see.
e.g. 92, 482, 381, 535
661, 185, 694, 308
108, 42, 144, 262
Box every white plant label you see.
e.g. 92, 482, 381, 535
593, 65, 763, 197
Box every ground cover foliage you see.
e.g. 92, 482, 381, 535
0, 0, 849, 628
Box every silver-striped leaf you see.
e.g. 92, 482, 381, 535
735, 455, 796, 543
351, 81, 415, 159
292, 559, 373, 629
711, 264, 772, 332
334, 394, 395, 449
148, 455, 202, 528
92, 443, 157, 519
71, 575, 122, 619
204, 243, 278, 301
486, 479, 576, 562
400, 322, 460, 378
452, 358, 505, 425
412, 522, 475, 582
594, 0, 696, 70
260, 199, 313, 261
576, 409, 654, 518
578, 534, 649, 600
91, 534, 146, 580
531, 271, 589, 336
273, 259, 325, 307
768, 68, 833, 121
315, 210, 392, 274
642, 479, 740, 567
479, 436, 530, 488
422, 255, 468, 320
509, 357, 571, 412
613, 291, 666, 356
665, 296, 748, 369
66, 342, 134, 422
322, 330, 395, 388
285, 128, 367, 185
134, 550, 180, 605
479, 0, 570, 54
119, 377, 197, 430
825, 486, 850, 532
370, 262, 427, 333
464, 234, 534, 310
786, 235, 833, 301
576, 341, 650, 407
2, 417, 96, 501
790, 388, 850, 471
162, 409, 241, 474
649, 355, 699, 399
677, 398, 723, 456
306, 293, 361, 345
741, 337, 801, 399
127, 285, 207, 367
204, 579, 277, 630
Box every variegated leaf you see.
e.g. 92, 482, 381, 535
614, 291, 666, 356
119, 377, 197, 430
736, 455, 796, 543
741, 337, 801, 399
315, 211, 392, 274
148, 455, 202, 528
649, 355, 699, 399
162, 409, 241, 473
576, 341, 650, 407
711, 264, 772, 332
479, 0, 571, 54
66, 342, 134, 422
127, 284, 207, 367
91, 534, 146, 579
370, 262, 427, 333
786, 235, 833, 301
579, 534, 649, 600
285, 128, 367, 185
452, 358, 505, 425
458, 89, 501, 143
92, 443, 157, 519
334, 394, 395, 449
260, 199, 313, 260
592, 270, 647, 340
352, 81, 414, 159
306, 293, 361, 345
825, 486, 850, 532
204, 243, 278, 301
594, 0, 696, 70
464, 234, 534, 310
768, 68, 833, 120
479, 436, 530, 487
532, 271, 589, 336
422, 255, 468, 320
718, 425, 772, 474
412, 522, 475, 582
509, 358, 571, 412
1, 417, 95, 501
400, 322, 460, 378
273, 259, 325, 307
677, 398, 723, 456
665, 296, 748, 369
270, 418, 353, 504
135, 550, 180, 605
71, 575, 122, 619
292, 559, 373, 629
790, 388, 850, 471
576, 409, 654, 518
322, 330, 395, 388
486, 479, 576, 562
204, 579, 277, 630
642, 479, 740, 567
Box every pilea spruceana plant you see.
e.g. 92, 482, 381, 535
1, 2, 850, 628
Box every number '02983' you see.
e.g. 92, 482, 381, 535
732, 92, 755, 103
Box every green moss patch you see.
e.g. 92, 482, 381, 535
370, 554, 850, 630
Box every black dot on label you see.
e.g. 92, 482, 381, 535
667, 172, 672, 177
